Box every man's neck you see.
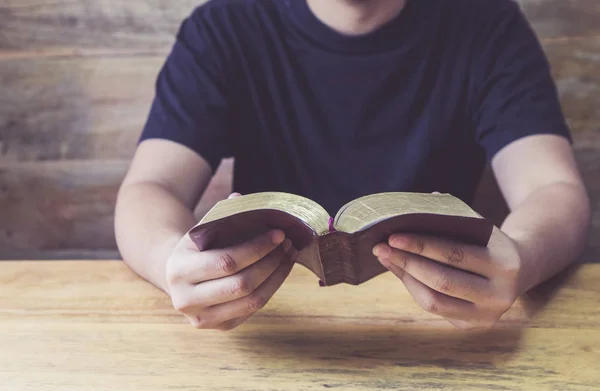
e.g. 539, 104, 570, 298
306, 0, 407, 36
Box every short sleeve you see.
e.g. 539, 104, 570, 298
139, 10, 233, 172
471, 3, 572, 161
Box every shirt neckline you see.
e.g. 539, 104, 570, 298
280, 0, 420, 54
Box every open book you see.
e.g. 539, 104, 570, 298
188, 192, 494, 286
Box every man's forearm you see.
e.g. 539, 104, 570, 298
500, 182, 591, 294
114, 182, 198, 294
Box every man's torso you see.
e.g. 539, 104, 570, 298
142, 0, 565, 216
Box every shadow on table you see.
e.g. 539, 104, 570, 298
520, 262, 582, 318
235, 264, 582, 369
235, 323, 524, 369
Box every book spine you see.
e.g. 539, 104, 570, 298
317, 232, 357, 285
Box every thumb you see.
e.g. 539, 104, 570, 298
228, 192, 242, 199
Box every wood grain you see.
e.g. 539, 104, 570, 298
0, 0, 598, 53
0, 0, 205, 52
0, 160, 126, 251
0, 159, 233, 258
0, 261, 599, 390
546, 38, 600, 136
0, 55, 161, 162
520, 0, 600, 41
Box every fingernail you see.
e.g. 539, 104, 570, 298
271, 230, 285, 245
373, 244, 391, 259
390, 235, 408, 248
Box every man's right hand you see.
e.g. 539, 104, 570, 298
164, 195, 297, 330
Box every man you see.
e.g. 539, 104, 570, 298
114, 0, 590, 331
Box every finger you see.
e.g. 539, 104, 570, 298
201, 246, 297, 323
387, 263, 476, 321
170, 229, 286, 284
201, 229, 287, 278
386, 233, 491, 276
374, 244, 489, 303
215, 314, 253, 331
447, 318, 477, 330
447, 319, 470, 329
228, 193, 242, 199
190, 239, 293, 307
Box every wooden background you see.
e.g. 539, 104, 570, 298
0, 0, 598, 261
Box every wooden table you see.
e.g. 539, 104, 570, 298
1, 261, 599, 390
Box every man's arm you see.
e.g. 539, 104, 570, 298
371, 2, 590, 328
491, 134, 591, 292
114, 139, 213, 294
115, 140, 297, 331
372, 134, 590, 329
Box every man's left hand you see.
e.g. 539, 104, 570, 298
373, 227, 527, 329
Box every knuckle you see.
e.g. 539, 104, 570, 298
389, 263, 406, 280
216, 324, 235, 332
443, 246, 465, 266
500, 261, 521, 278
229, 277, 253, 297
165, 264, 185, 285
435, 276, 453, 294
250, 242, 266, 260
423, 297, 440, 314
216, 320, 240, 332
493, 295, 516, 310
215, 253, 238, 275
171, 296, 192, 313
396, 251, 410, 269
193, 316, 213, 330
473, 318, 497, 330
415, 239, 425, 255
453, 316, 498, 330
409, 238, 425, 255
496, 247, 522, 276
165, 270, 180, 286
246, 293, 269, 313
452, 321, 474, 330
248, 242, 264, 259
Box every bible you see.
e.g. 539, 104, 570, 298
188, 192, 494, 286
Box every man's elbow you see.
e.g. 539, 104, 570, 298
555, 180, 592, 259
574, 182, 592, 254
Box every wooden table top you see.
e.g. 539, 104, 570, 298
1, 261, 599, 391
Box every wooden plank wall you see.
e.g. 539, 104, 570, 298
1, 0, 599, 261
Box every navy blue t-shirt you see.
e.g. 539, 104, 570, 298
140, 0, 571, 216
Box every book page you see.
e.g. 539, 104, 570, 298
196, 192, 331, 235
334, 192, 483, 233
